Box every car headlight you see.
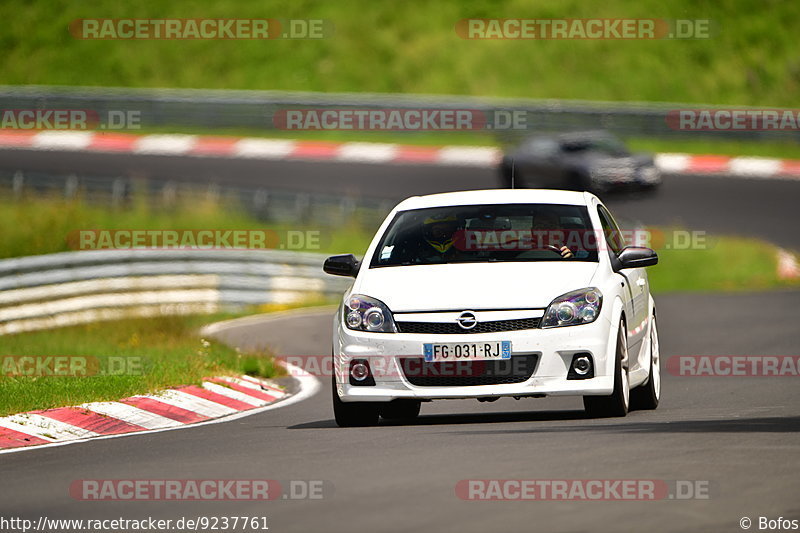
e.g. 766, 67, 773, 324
344, 294, 397, 333
541, 288, 603, 328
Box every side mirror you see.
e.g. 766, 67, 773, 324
323, 254, 360, 278
617, 246, 658, 269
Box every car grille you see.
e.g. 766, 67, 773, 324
396, 317, 541, 334
400, 354, 538, 387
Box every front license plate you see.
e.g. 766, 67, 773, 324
423, 341, 511, 362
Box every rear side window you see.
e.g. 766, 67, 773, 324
525, 139, 559, 156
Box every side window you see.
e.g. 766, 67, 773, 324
529, 139, 558, 157
597, 205, 625, 255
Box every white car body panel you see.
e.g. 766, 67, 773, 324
356, 262, 599, 311
330, 189, 656, 404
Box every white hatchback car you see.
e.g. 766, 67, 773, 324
324, 189, 660, 427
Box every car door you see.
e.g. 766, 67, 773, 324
597, 205, 648, 369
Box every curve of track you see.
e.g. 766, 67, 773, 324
1, 296, 798, 533
1, 148, 798, 533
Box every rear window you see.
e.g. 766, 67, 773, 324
370, 203, 599, 267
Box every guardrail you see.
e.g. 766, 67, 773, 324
0, 249, 351, 335
1, 85, 795, 142
0, 169, 393, 226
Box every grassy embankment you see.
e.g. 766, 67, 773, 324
2, 1, 798, 158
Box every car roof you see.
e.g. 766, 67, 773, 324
519, 130, 616, 143
394, 189, 596, 211
556, 130, 617, 142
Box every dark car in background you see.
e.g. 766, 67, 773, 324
500, 131, 662, 192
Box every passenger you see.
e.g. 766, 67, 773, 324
531, 208, 574, 258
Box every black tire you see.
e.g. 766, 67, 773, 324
379, 400, 421, 421
584, 319, 630, 418
630, 315, 660, 411
332, 376, 379, 427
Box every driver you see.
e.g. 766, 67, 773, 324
421, 214, 463, 260
531, 208, 574, 258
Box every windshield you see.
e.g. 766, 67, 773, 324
560, 137, 629, 156
370, 203, 598, 267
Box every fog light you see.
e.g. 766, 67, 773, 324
351, 362, 369, 381
348, 359, 376, 386
573, 356, 591, 375
567, 353, 594, 380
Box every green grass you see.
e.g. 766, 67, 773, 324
625, 137, 800, 160
648, 233, 798, 293
0, 313, 284, 417
0, 194, 377, 259
1, 0, 798, 106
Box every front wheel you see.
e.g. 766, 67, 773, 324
630, 315, 660, 410
584, 318, 630, 418
332, 377, 379, 427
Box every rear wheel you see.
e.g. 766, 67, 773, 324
630, 315, 660, 410
379, 400, 421, 421
584, 319, 630, 418
332, 376, 379, 427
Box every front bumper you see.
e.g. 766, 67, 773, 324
591, 165, 661, 187
334, 314, 616, 402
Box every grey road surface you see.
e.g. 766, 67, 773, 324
2, 291, 799, 533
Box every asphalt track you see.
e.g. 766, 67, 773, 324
1, 147, 799, 248
1, 295, 799, 533
1, 147, 799, 532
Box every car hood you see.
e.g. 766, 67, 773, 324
355, 261, 599, 311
